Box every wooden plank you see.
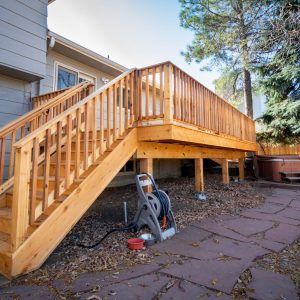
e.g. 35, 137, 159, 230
222, 159, 229, 184
84, 103, 89, 169
11, 142, 32, 250
113, 84, 117, 141
136, 142, 245, 159
29, 137, 39, 225
0, 138, 6, 184
145, 69, 149, 119
239, 158, 245, 181
75, 108, 81, 181
152, 67, 156, 116
107, 89, 111, 148
163, 63, 173, 124
139, 158, 153, 192
195, 158, 204, 192
8, 130, 16, 178
100, 93, 104, 155
55, 122, 62, 199
65, 115, 72, 189
125, 76, 129, 129
137, 124, 257, 152
43, 129, 51, 210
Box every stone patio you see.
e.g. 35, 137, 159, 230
0, 187, 299, 299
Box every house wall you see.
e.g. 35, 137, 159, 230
39, 48, 115, 95
0, 0, 47, 80
0, 74, 32, 127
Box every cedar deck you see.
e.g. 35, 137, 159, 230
0, 62, 256, 277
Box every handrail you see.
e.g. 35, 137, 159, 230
138, 62, 256, 143
0, 81, 93, 185
32, 87, 69, 108
11, 68, 137, 249
14, 69, 136, 148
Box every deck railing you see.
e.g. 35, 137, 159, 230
8, 62, 256, 250
11, 69, 136, 249
0, 81, 93, 190
32, 87, 69, 108
139, 62, 256, 143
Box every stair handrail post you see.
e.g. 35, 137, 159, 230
11, 142, 32, 251
163, 63, 174, 124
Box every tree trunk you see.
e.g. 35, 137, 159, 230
243, 68, 253, 118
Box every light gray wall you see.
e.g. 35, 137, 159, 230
0, 0, 48, 80
0, 74, 32, 127
39, 49, 115, 95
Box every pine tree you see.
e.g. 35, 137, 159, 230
179, 0, 277, 118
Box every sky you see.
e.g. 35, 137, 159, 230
48, 0, 220, 90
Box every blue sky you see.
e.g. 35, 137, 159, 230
48, 0, 220, 90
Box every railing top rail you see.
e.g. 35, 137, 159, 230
31, 87, 69, 101
0, 81, 91, 138
140, 61, 254, 122
14, 68, 136, 149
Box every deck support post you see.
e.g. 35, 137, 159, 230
140, 158, 153, 192
195, 158, 206, 200
163, 63, 174, 124
222, 159, 229, 185
238, 158, 245, 181
11, 143, 32, 251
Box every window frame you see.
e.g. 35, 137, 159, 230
53, 61, 97, 90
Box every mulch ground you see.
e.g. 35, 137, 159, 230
14, 174, 266, 285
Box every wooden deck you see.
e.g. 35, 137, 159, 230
0, 61, 256, 278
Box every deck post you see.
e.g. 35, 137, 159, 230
238, 158, 245, 181
195, 158, 204, 191
195, 158, 206, 200
140, 158, 153, 192
163, 63, 174, 124
222, 159, 229, 185
11, 143, 32, 251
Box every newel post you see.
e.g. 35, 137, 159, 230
11, 143, 32, 251
163, 63, 174, 124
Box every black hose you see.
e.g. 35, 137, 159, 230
76, 203, 145, 249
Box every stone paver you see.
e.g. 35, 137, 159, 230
247, 268, 298, 300
277, 207, 300, 221
221, 217, 274, 237
81, 274, 170, 300
251, 203, 285, 214
0, 285, 54, 300
193, 221, 250, 242
240, 210, 300, 226
2, 187, 299, 299
265, 223, 300, 244
290, 200, 300, 209
160, 258, 251, 294
266, 196, 292, 205
160, 279, 232, 300
66, 262, 162, 294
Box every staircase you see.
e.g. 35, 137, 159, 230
0, 62, 257, 278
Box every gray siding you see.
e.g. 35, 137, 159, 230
0, 74, 31, 127
39, 49, 116, 94
0, 0, 47, 80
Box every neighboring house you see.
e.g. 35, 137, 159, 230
0, 0, 183, 184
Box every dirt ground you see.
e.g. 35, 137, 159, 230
13, 174, 268, 285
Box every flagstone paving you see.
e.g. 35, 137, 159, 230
1, 187, 299, 299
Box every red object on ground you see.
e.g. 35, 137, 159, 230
127, 238, 145, 250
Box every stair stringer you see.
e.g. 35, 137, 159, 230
10, 128, 138, 277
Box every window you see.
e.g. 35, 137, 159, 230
57, 66, 77, 89
55, 63, 97, 90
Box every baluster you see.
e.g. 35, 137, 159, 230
152, 67, 156, 117
55, 121, 62, 199
125, 75, 129, 129
145, 69, 149, 119
75, 108, 81, 181
92, 97, 97, 161
107, 89, 111, 148
84, 103, 89, 169
100, 93, 104, 154
0, 137, 6, 184
159, 65, 164, 117
130, 72, 135, 124
43, 129, 51, 210
65, 114, 72, 189
29, 137, 39, 225
118, 82, 122, 137
8, 130, 16, 178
